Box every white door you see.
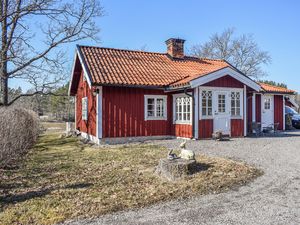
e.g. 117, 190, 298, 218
261, 95, 274, 128
213, 91, 231, 135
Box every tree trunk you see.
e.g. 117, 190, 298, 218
0, 76, 8, 105
0, 0, 8, 106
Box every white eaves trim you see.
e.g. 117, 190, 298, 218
190, 67, 261, 91
68, 49, 92, 95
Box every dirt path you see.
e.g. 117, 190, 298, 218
65, 131, 300, 225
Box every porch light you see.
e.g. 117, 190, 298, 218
93, 88, 100, 96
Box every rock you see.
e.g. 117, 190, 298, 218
180, 149, 195, 160
155, 158, 197, 181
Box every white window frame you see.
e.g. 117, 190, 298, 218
230, 90, 243, 118
82, 97, 88, 121
144, 95, 167, 120
200, 90, 213, 119
173, 93, 193, 125
199, 86, 244, 120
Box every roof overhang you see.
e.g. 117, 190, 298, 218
68, 46, 93, 96
189, 67, 261, 91
285, 96, 299, 109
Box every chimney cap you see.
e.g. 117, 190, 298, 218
165, 38, 186, 44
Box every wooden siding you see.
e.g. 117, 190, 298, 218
102, 86, 173, 138
76, 71, 97, 136
199, 119, 213, 138
274, 95, 283, 130
231, 119, 244, 137
202, 75, 244, 88
173, 124, 193, 138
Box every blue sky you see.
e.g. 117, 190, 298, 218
11, 0, 300, 92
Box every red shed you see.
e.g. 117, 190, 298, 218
69, 38, 296, 144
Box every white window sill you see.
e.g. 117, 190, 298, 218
145, 117, 167, 121
231, 116, 243, 120
174, 121, 192, 125
200, 116, 213, 120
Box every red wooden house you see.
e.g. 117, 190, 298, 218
69, 38, 296, 144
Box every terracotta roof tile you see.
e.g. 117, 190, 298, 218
78, 46, 230, 87
259, 82, 295, 94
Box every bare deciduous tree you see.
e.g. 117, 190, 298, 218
190, 28, 271, 79
0, 0, 103, 106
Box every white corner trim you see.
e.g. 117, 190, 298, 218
96, 86, 103, 139
190, 67, 261, 91
283, 96, 286, 131
244, 85, 247, 136
144, 95, 168, 121
68, 50, 92, 96
194, 87, 199, 139
252, 93, 256, 122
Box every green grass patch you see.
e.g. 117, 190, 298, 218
0, 134, 262, 225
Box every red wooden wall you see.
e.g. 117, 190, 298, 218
199, 119, 213, 138
231, 119, 244, 137
76, 71, 97, 136
274, 95, 283, 130
204, 75, 244, 88
173, 124, 193, 138
102, 86, 175, 138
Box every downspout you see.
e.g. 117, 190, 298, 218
184, 88, 195, 139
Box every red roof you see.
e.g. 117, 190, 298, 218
74, 45, 294, 94
259, 83, 295, 94
78, 45, 229, 87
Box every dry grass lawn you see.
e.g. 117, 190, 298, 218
0, 133, 262, 225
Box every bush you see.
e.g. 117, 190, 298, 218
0, 107, 40, 168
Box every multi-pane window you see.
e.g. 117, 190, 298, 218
264, 98, 271, 110
145, 95, 167, 120
218, 94, 226, 113
175, 96, 192, 123
231, 92, 241, 116
82, 97, 88, 120
201, 90, 212, 117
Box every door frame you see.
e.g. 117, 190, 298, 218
213, 90, 231, 135
261, 94, 274, 129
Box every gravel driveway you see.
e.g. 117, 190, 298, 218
66, 131, 300, 225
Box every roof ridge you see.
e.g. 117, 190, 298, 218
198, 57, 226, 62
78, 45, 166, 55
78, 45, 227, 62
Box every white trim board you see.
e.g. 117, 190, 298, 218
194, 87, 199, 139
190, 67, 261, 91
68, 50, 92, 95
96, 86, 103, 139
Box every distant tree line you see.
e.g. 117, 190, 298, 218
7, 84, 74, 122
258, 80, 287, 88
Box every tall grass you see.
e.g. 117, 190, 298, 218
0, 107, 40, 168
